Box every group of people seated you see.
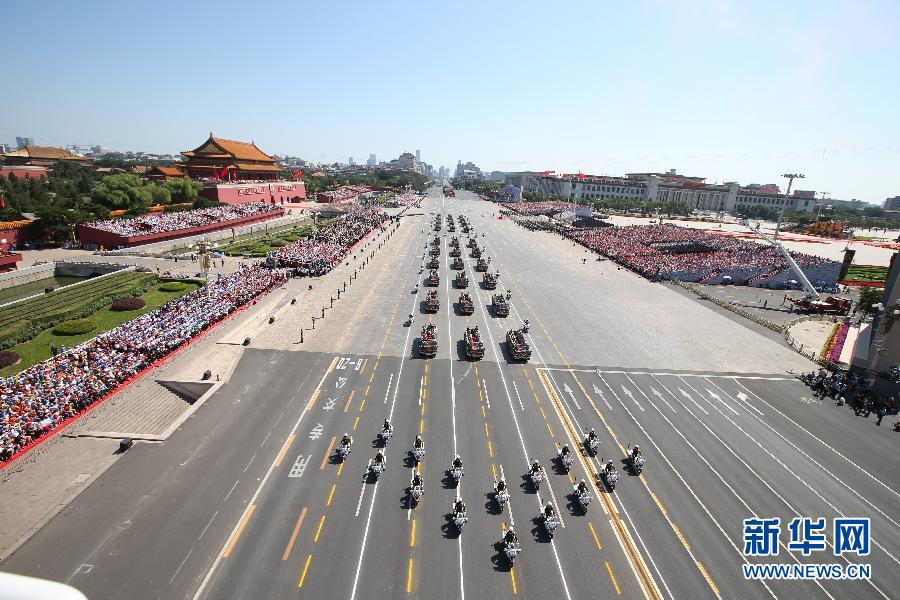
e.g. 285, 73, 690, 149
85, 203, 280, 237
566, 223, 837, 284
0, 266, 286, 462
273, 208, 385, 275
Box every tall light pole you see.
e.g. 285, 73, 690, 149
776, 173, 805, 240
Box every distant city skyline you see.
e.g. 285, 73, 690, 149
2, 0, 898, 203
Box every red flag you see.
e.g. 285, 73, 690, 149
0, 196, 5, 209
578, 172, 587, 179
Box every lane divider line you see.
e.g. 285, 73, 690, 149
282, 506, 308, 561
222, 503, 255, 558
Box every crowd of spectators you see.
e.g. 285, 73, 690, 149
567, 224, 836, 283
0, 266, 285, 463
272, 208, 386, 276
84, 203, 281, 237
317, 186, 370, 203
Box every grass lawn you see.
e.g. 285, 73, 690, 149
843, 264, 889, 285
219, 217, 341, 257
0, 281, 201, 377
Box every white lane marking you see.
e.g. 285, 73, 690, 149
620, 385, 644, 411
350, 226, 425, 600
675, 384, 709, 415
650, 378, 867, 599
169, 547, 194, 585
582, 368, 793, 380
355, 480, 367, 517
198, 510, 218, 540
705, 388, 739, 415
193, 356, 334, 600
260, 430, 272, 447
734, 390, 764, 415
223, 480, 239, 502
383, 373, 394, 404
418, 375, 424, 406
482, 379, 491, 410
563, 382, 582, 410
242, 453, 257, 473
512, 381, 525, 411
593, 384, 613, 410
467, 257, 573, 600
739, 379, 900, 505
608, 518, 652, 600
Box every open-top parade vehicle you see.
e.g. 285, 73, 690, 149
492, 294, 509, 317
419, 323, 437, 358
451, 257, 464, 270
506, 328, 531, 362
448, 223, 456, 232
450, 236, 460, 246
426, 269, 440, 286
475, 258, 488, 272
430, 246, 441, 257
467, 237, 476, 248
455, 271, 468, 288
483, 272, 498, 289
431, 237, 441, 247
464, 326, 485, 360
471, 246, 482, 258
425, 290, 440, 312
428, 256, 440, 269
458, 292, 474, 315
450, 246, 461, 257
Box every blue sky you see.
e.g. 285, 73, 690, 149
2, 0, 898, 203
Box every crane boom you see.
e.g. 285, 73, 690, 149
747, 225, 820, 300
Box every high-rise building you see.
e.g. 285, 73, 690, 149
885, 196, 900, 211
367, 154, 376, 166
416, 149, 421, 163
398, 152, 416, 171
15, 137, 34, 149
349, 157, 355, 165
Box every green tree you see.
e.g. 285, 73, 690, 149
162, 177, 201, 204
857, 287, 885, 316
90, 173, 153, 212
33, 206, 80, 243
147, 184, 171, 206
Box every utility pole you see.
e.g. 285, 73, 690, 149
777, 173, 805, 240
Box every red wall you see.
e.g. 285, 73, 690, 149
0, 225, 35, 251
0, 253, 22, 273
201, 182, 306, 205
77, 209, 284, 248
0, 167, 48, 180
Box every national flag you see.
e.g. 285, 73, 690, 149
0, 196, 5, 209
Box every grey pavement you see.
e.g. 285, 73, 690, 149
1, 189, 896, 600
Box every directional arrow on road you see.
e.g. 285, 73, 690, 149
707, 388, 739, 415
678, 388, 709, 415
736, 391, 764, 415
563, 383, 582, 410
621, 386, 644, 411
593, 384, 613, 410
649, 387, 675, 412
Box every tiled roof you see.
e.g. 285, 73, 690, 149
183, 134, 276, 163
2, 145, 86, 160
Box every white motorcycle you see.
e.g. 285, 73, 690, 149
543, 511, 560, 537
338, 442, 351, 461
585, 435, 600, 455
558, 448, 574, 472
450, 466, 464, 484
503, 540, 521, 565
410, 483, 424, 504
494, 485, 510, 512
575, 486, 592, 511
603, 468, 619, 490
378, 426, 393, 445
631, 453, 645, 475
452, 509, 468, 531
369, 459, 385, 478
412, 446, 425, 463
530, 467, 545, 490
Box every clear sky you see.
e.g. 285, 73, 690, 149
2, 0, 898, 203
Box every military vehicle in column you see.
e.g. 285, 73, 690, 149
492, 294, 509, 317
451, 256, 464, 270
464, 326, 485, 360
458, 292, 475, 315
426, 269, 440, 286
483, 272, 498, 290
471, 245, 482, 259
475, 257, 489, 272
428, 256, 440, 269
455, 271, 469, 288
419, 323, 438, 358
506, 328, 531, 362
425, 290, 440, 313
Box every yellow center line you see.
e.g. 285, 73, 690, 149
487, 441, 493, 458
352, 416, 360, 431
545, 422, 554, 438
421, 402, 425, 416
313, 514, 326, 543
588, 521, 602, 550
223, 503, 255, 558
326, 484, 336, 507
539, 405, 547, 419
605, 561, 621, 594
491, 462, 497, 481
419, 418, 424, 434
364, 384, 371, 397
282, 506, 308, 561
510, 567, 518, 594
319, 436, 336, 470
407, 558, 414, 593
274, 434, 295, 468
298, 553, 313, 588
306, 389, 321, 411
337, 462, 344, 477
481, 405, 486, 418
410, 519, 417, 547
484, 422, 490, 437
358, 398, 367, 412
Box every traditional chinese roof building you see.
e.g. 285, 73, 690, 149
1, 145, 90, 167
176, 133, 283, 181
